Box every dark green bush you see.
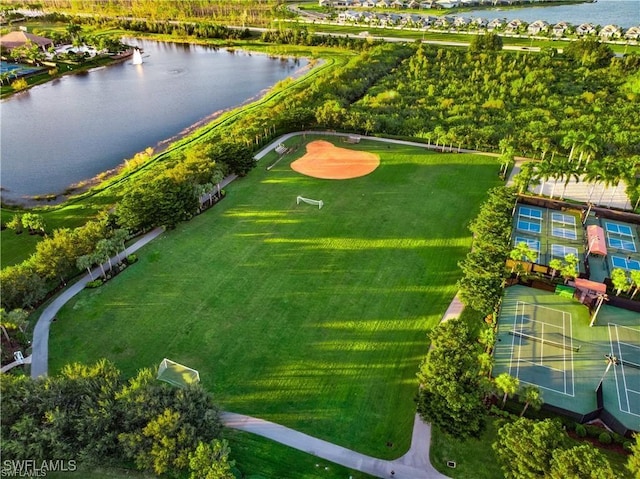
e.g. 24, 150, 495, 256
85, 279, 103, 289
126, 254, 137, 264
575, 424, 587, 437
598, 432, 612, 444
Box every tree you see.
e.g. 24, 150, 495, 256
558, 254, 579, 284
21, 213, 46, 234
549, 444, 615, 479
627, 433, 640, 479
33, 228, 77, 282
0, 264, 47, 310
518, 384, 543, 417
189, 439, 235, 479
416, 319, 486, 438
611, 268, 628, 295
509, 242, 537, 275
469, 32, 503, 52
495, 372, 519, 408
549, 258, 563, 281
629, 270, 640, 299
493, 418, 568, 479
76, 254, 95, 280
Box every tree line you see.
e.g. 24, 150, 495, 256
1, 359, 234, 477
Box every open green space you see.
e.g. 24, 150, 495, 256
47, 137, 501, 459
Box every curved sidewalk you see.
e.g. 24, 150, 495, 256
222, 412, 447, 479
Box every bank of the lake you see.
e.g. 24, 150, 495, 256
0, 38, 308, 205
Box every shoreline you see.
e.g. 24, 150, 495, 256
0, 49, 314, 209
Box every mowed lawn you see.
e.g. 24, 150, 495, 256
48, 138, 500, 459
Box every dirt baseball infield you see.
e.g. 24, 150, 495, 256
290, 140, 380, 180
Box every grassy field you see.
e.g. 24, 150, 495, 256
47, 137, 501, 462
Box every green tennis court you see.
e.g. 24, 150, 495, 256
494, 286, 640, 433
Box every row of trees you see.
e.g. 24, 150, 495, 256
1, 360, 233, 477
457, 186, 517, 315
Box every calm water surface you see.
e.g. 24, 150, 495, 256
461, 0, 639, 29
0, 38, 307, 202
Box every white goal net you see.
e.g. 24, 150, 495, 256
157, 358, 200, 388
296, 196, 323, 209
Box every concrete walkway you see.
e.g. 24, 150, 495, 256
222, 412, 447, 479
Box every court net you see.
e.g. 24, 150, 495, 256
620, 358, 640, 370
509, 330, 580, 352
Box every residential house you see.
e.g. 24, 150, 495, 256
527, 20, 548, 35
576, 23, 596, 36
407, 0, 421, 8
599, 24, 621, 39
487, 18, 505, 30
319, 0, 332, 6
506, 19, 523, 33
391, 0, 406, 8
434, 15, 453, 27
453, 16, 471, 28
552, 21, 569, 37
472, 17, 488, 28
376, 0, 392, 7
419, 0, 434, 7
436, 0, 458, 8
625, 26, 640, 40
361, 0, 377, 6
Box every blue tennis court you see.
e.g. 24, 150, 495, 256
605, 222, 637, 252
517, 207, 543, 234
611, 256, 640, 271
0, 61, 43, 78
551, 213, 577, 240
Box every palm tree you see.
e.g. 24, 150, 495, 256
577, 133, 600, 168
611, 268, 629, 296
583, 161, 605, 204
76, 254, 95, 280
561, 130, 581, 162
549, 258, 563, 281
510, 242, 538, 275
629, 270, 640, 299
495, 372, 520, 409
557, 159, 581, 200
532, 160, 555, 197
519, 384, 543, 417
513, 161, 536, 194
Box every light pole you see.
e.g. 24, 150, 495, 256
595, 353, 618, 391
589, 293, 608, 327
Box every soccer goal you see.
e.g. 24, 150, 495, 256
296, 196, 323, 209
157, 358, 200, 388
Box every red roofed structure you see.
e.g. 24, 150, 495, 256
586, 225, 607, 256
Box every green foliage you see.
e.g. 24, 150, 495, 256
1, 360, 222, 476
611, 268, 629, 295
85, 279, 103, 289
563, 38, 614, 68
0, 263, 47, 310
469, 33, 503, 53
574, 423, 587, 437
628, 434, 640, 478
126, 254, 138, 264
417, 319, 486, 439
6, 214, 23, 234
549, 444, 615, 479
21, 213, 46, 233
598, 432, 612, 445
458, 187, 516, 314
189, 439, 235, 479
494, 373, 519, 408
493, 417, 568, 478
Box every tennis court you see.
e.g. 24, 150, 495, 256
506, 301, 575, 396
608, 323, 640, 418
512, 204, 584, 272
494, 286, 640, 433
605, 222, 637, 253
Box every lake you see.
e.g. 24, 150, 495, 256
0, 38, 308, 203
461, 0, 640, 29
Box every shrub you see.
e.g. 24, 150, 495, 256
7, 214, 23, 234
126, 254, 137, 264
598, 432, 612, 444
575, 424, 587, 437
85, 279, 103, 289
11, 78, 28, 91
